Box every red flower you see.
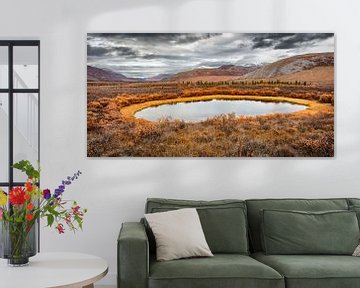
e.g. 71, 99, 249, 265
26, 203, 34, 210
24, 193, 31, 201
72, 205, 80, 215
56, 223, 65, 234
9, 187, 26, 205
26, 214, 33, 221
65, 214, 71, 225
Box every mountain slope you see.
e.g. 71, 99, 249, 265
169, 65, 257, 82
276, 66, 334, 85
244, 52, 334, 80
87, 65, 131, 82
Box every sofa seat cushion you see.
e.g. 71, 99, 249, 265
252, 252, 360, 288
149, 254, 284, 288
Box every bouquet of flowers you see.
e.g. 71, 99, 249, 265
0, 160, 87, 265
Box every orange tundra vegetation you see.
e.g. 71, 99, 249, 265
87, 81, 334, 157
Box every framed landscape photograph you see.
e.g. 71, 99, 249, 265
87, 33, 334, 157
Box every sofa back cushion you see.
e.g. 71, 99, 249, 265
347, 199, 360, 228
145, 198, 249, 254
261, 209, 359, 255
348, 198, 360, 207
246, 198, 349, 252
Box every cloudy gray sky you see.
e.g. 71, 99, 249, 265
87, 33, 334, 79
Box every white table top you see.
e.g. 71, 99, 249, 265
0, 252, 108, 288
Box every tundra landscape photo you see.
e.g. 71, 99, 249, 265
87, 33, 334, 157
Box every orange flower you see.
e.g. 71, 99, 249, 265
26, 214, 33, 221
25, 182, 33, 192
26, 203, 34, 210
24, 193, 31, 200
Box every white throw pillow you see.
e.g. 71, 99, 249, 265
145, 208, 213, 261
353, 244, 360, 256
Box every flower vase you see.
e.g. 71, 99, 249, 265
0, 220, 37, 266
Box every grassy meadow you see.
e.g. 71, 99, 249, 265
87, 81, 334, 157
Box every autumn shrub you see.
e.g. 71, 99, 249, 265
273, 145, 296, 157
87, 128, 119, 157
319, 94, 334, 105
238, 139, 269, 157
292, 134, 334, 157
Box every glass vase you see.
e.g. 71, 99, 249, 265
0, 220, 37, 266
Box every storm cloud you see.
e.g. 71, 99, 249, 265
87, 45, 108, 57
87, 33, 334, 78
87, 44, 137, 57
88, 33, 220, 46
249, 33, 333, 50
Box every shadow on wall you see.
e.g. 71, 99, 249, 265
44, 1, 339, 208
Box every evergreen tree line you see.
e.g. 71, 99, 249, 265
181, 80, 308, 87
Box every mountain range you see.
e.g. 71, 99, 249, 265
87, 66, 136, 82
87, 52, 334, 84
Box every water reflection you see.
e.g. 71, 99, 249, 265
135, 99, 307, 122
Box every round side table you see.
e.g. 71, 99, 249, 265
0, 252, 108, 288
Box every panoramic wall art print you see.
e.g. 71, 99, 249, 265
87, 33, 334, 157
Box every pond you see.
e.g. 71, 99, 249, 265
135, 99, 307, 122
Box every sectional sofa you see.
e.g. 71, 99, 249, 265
118, 198, 360, 288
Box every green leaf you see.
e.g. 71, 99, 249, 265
46, 205, 60, 217
47, 214, 54, 227
75, 216, 83, 230
12, 160, 40, 180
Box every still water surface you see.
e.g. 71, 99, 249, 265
135, 99, 307, 122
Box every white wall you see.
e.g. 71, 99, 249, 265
1, 0, 360, 285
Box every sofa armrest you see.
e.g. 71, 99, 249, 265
118, 222, 149, 288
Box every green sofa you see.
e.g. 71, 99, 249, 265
118, 198, 360, 288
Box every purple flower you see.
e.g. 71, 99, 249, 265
43, 189, 51, 200
54, 189, 63, 198
54, 171, 82, 199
